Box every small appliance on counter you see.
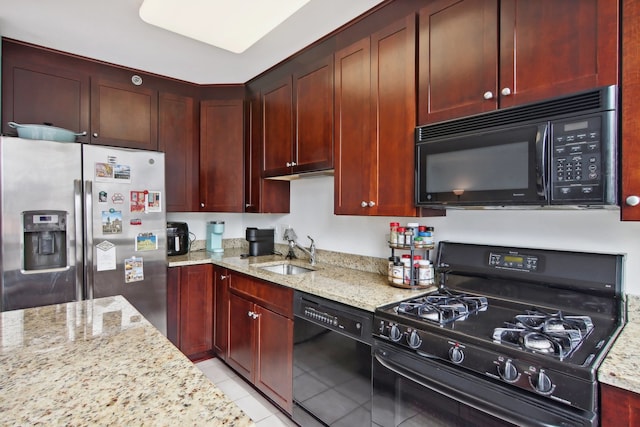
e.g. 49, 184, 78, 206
206, 221, 225, 253
246, 227, 274, 256
167, 222, 189, 256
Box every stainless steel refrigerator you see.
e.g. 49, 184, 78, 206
0, 137, 167, 335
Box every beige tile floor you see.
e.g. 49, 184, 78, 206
195, 358, 298, 427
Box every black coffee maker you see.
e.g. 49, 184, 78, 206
245, 228, 274, 256
167, 222, 189, 256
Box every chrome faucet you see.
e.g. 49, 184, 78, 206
284, 228, 316, 266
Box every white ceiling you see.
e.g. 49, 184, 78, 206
0, 0, 384, 85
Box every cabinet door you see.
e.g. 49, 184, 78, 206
262, 76, 294, 177
166, 267, 180, 347
178, 264, 213, 358
418, 0, 498, 124
622, 0, 640, 220
370, 15, 419, 217
600, 383, 640, 426
213, 266, 229, 359
227, 292, 255, 380
334, 37, 372, 215
255, 305, 293, 414
199, 99, 244, 212
2, 58, 90, 141
244, 91, 291, 213
499, 0, 618, 109
159, 92, 199, 212
90, 77, 158, 150
293, 56, 334, 174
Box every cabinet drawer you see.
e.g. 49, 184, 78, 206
230, 273, 293, 318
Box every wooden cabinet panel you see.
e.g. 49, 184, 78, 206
199, 99, 244, 212
293, 56, 334, 173
227, 272, 293, 414
159, 92, 199, 212
418, 0, 498, 123
621, 0, 640, 220
334, 37, 372, 215
255, 305, 293, 413
166, 266, 180, 347
178, 264, 213, 358
227, 292, 256, 379
601, 383, 640, 426
1, 44, 90, 140
418, 0, 619, 124
335, 15, 420, 217
262, 77, 294, 177
90, 78, 158, 150
213, 266, 229, 359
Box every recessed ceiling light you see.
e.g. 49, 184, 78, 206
139, 0, 312, 54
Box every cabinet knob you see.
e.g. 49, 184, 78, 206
200, 202, 205, 208
626, 195, 640, 206
361, 201, 368, 208
286, 162, 292, 167
483, 91, 494, 100
220, 275, 227, 280
92, 132, 98, 138
501, 87, 512, 96
291, 161, 297, 166
368, 201, 376, 207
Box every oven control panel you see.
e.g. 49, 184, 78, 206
488, 251, 539, 271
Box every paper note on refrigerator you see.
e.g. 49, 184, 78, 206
96, 241, 116, 271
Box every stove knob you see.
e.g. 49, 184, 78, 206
531, 370, 553, 394
389, 324, 402, 342
407, 330, 422, 349
449, 346, 464, 364
498, 360, 518, 382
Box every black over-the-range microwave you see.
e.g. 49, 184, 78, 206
415, 85, 618, 208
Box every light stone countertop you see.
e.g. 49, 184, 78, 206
598, 294, 640, 394
168, 247, 436, 312
0, 295, 254, 427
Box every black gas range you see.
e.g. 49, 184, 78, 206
372, 242, 625, 427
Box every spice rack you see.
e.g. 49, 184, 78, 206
388, 242, 434, 289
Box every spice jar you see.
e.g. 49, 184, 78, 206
403, 228, 414, 247
389, 222, 400, 247
388, 256, 399, 282
396, 227, 406, 247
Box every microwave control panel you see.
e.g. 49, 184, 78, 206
550, 115, 603, 202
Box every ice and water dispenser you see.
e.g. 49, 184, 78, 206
23, 210, 67, 271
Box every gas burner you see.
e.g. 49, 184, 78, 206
493, 310, 594, 360
396, 289, 488, 325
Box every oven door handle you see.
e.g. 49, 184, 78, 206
373, 349, 591, 427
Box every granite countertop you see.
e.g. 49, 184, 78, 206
598, 294, 640, 394
168, 247, 435, 312
0, 296, 254, 427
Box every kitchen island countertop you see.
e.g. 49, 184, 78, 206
168, 248, 435, 312
0, 295, 254, 426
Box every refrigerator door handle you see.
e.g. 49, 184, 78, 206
84, 180, 94, 300
74, 179, 84, 302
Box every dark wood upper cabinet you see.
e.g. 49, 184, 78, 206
159, 92, 199, 212
262, 76, 294, 177
335, 15, 421, 217
261, 55, 334, 178
199, 98, 245, 212
90, 77, 159, 150
418, 0, 619, 124
1, 42, 90, 140
293, 56, 334, 174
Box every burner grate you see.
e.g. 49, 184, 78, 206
493, 310, 594, 360
396, 289, 488, 325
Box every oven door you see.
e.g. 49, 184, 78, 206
372, 340, 596, 427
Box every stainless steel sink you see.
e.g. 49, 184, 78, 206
258, 263, 315, 275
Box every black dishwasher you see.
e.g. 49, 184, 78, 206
292, 291, 373, 427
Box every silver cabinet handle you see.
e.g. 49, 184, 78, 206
248, 311, 254, 317
483, 91, 494, 100
220, 275, 227, 280
501, 87, 512, 96
368, 201, 376, 207
286, 162, 292, 167
361, 201, 368, 208
291, 161, 297, 166
92, 132, 98, 138
200, 202, 205, 208
626, 195, 640, 206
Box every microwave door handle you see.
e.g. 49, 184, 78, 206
536, 123, 549, 198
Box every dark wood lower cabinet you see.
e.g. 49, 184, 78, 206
167, 264, 214, 361
227, 273, 294, 414
601, 383, 640, 426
